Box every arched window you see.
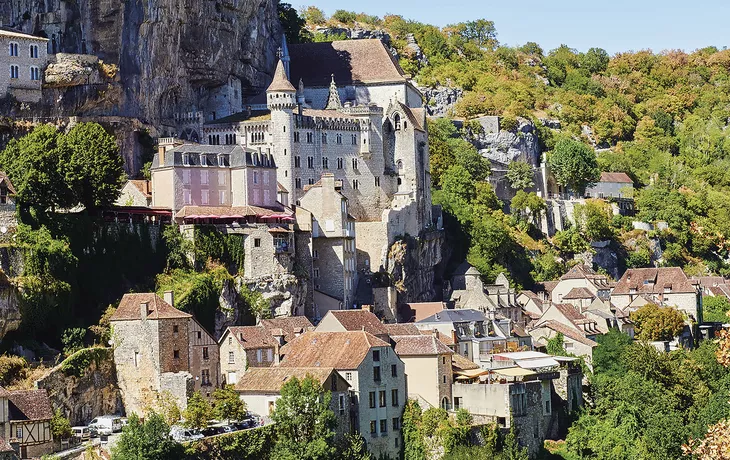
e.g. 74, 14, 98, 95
394, 113, 401, 130
441, 397, 450, 410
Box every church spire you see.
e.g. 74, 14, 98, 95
324, 74, 342, 110
266, 59, 296, 93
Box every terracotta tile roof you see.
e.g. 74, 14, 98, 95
560, 265, 596, 280
326, 310, 388, 337
452, 353, 479, 371
129, 180, 151, 197
267, 60, 296, 92
175, 205, 288, 219
554, 303, 589, 325
260, 316, 313, 344
289, 39, 407, 87
534, 281, 559, 298
536, 320, 598, 347
277, 182, 288, 193
403, 302, 447, 322
419, 329, 455, 346
520, 290, 542, 303
0, 172, 16, 195
599, 172, 633, 184
512, 325, 529, 337
563, 287, 596, 300
383, 323, 421, 336
110, 293, 191, 321
391, 335, 453, 356
613, 267, 696, 295
228, 326, 278, 350
235, 367, 342, 394
8, 389, 53, 421
280, 331, 389, 370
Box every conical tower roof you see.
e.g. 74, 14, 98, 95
267, 60, 296, 93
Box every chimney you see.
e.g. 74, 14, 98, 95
451, 330, 457, 344
362, 304, 372, 312
274, 342, 280, 365
158, 144, 166, 166
140, 301, 150, 319
163, 290, 174, 307
432, 329, 439, 340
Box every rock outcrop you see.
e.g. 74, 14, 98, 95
384, 231, 445, 304
468, 116, 540, 166
44, 54, 111, 88
420, 86, 463, 117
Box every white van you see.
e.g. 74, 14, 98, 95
88, 416, 123, 436
71, 426, 90, 441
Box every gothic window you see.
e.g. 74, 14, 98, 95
9, 65, 18, 79
375, 176, 380, 187
308, 178, 315, 185
295, 156, 301, 168
352, 179, 359, 190
337, 158, 343, 169
397, 160, 403, 170
322, 133, 328, 144
8, 42, 18, 57
322, 157, 329, 169
307, 132, 313, 143
30, 44, 39, 58
294, 132, 300, 143
352, 134, 357, 145
336, 134, 342, 144
30, 66, 39, 81
307, 157, 314, 169
352, 158, 358, 170
295, 178, 302, 189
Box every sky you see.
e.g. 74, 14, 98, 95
304, 1, 730, 54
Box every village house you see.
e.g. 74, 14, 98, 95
110, 292, 220, 415
2, 388, 53, 459
259, 316, 313, 346
218, 326, 278, 386
528, 303, 599, 363
315, 309, 390, 342
611, 267, 702, 322
297, 173, 357, 314
399, 301, 451, 323
235, 367, 351, 437
279, 331, 406, 459
584, 172, 635, 215
116, 180, 152, 207
446, 263, 523, 325
549, 265, 614, 305
390, 334, 453, 410
0, 28, 48, 103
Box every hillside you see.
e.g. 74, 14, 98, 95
303, 8, 730, 285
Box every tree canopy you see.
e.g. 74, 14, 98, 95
549, 138, 601, 193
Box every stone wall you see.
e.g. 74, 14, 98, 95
36, 349, 123, 425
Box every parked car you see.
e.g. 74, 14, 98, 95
88, 416, 123, 436
219, 425, 236, 434
170, 426, 204, 443
71, 426, 91, 441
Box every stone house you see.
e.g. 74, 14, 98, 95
315, 309, 390, 342
391, 334, 453, 410
4, 389, 53, 459
235, 367, 351, 436
259, 316, 313, 346
447, 263, 523, 325
110, 292, 220, 415
611, 267, 702, 322
218, 326, 278, 386
528, 303, 600, 363
280, 331, 406, 459
116, 180, 152, 207
584, 172, 634, 199
297, 173, 357, 313
549, 265, 613, 305
0, 29, 48, 103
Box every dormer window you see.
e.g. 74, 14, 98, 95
629, 288, 637, 294
218, 154, 230, 167
664, 287, 672, 293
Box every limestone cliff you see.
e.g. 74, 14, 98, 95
384, 231, 446, 304
1, 0, 282, 125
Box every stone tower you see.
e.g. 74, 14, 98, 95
267, 59, 297, 197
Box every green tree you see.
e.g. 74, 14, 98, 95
62, 122, 125, 211
331, 10, 357, 24
546, 332, 567, 355
112, 412, 183, 460
592, 329, 632, 377
402, 400, 426, 460
510, 190, 545, 225
301, 6, 326, 25
530, 250, 566, 282
548, 138, 600, 193
580, 47, 610, 74
61, 327, 86, 356
155, 391, 181, 426
553, 227, 589, 256
630, 303, 686, 341
50, 409, 72, 439
337, 433, 371, 460
278, 3, 308, 44
271, 375, 337, 460
573, 199, 614, 241
182, 392, 212, 430
703, 296, 730, 323
212, 385, 248, 421
506, 161, 535, 190
449, 19, 498, 50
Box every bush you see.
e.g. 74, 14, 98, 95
60, 347, 110, 378
331, 10, 357, 24
61, 327, 86, 356
185, 424, 276, 460
0, 355, 28, 386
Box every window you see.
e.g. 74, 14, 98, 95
392, 389, 399, 407
267, 349, 273, 361
392, 417, 400, 431
545, 400, 551, 414
308, 178, 315, 185
256, 349, 262, 362
380, 419, 387, 434
201, 190, 209, 205
295, 178, 302, 189
9, 65, 18, 79
9, 42, 18, 57
294, 132, 300, 143
345, 371, 352, 380
15, 426, 22, 439
443, 375, 447, 384
228, 337, 233, 345
352, 179, 359, 190
352, 158, 358, 170
338, 394, 345, 415
203, 347, 209, 360
337, 134, 342, 144
253, 171, 258, 184
201, 170, 209, 185
442, 356, 446, 365
201, 369, 210, 385
373, 350, 380, 362
370, 421, 377, 434
264, 190, 271, 203
394, 113, 401, 130
369, 392, 376, 409
295, 156, 301, 168
352, 134, 357, 145
307, 132, 313, 143
173, 325, 179, 334
29, 44, 38, 58
313, 268, 319, 278
183, 190, 191, 205
313, 250, 319, 259
337, 158, 344, 169
228, 351, 235, 364
264, 171, 270, 185
220, 190, 226, 204
30, 66, 40, 81
322, 133, 328, 144
375, 176, 380, 187
134, 351, 140, 367
391, 364, 397, 377
254, 238, 261, 248
173, 350, 180, 359
322, 157, 329, 169
373, 366, 381, 382
379, 391, 386, 407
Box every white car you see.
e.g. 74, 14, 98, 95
88, 416, 123, 436
170, 426, 204, 443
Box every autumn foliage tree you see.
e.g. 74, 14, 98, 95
630, 303, 686, 341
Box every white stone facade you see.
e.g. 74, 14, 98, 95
0, 30, 48, 102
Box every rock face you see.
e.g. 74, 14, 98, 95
1, 0, 282, 125
36, 349, 123, 426
44, 54, 109, 88
420, 86, 463, 117
468, 116, 540, 166
384, 231, 445, 304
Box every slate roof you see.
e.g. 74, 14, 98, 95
280, 331, 389, 370
325, 310, 388, 337
110, 293, 191, 321
563, 287, 596, 300
599, 172, 633, 184
418, 308, 485, 324
391, 335, 453, 356
260, 316, 313, 344
235, 367, 342, 394
267, 60, 296, 92
289, 39, 407, 87
0, 28, 48, 41
613, 267, 697, 295
227, 326, 278, 350
8, 390, 53, 421
452, 261, 481, 277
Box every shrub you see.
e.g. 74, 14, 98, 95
185, 424, 276, 460
60, 347, 110, 378
0, 355, 28, 386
